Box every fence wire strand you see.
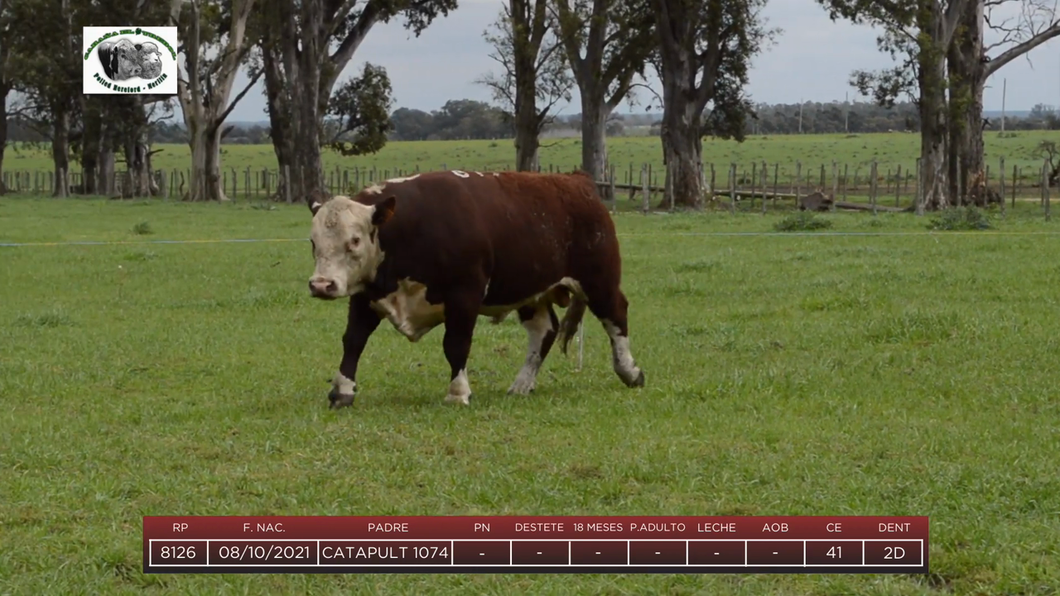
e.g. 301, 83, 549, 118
5, 230, 1060, 248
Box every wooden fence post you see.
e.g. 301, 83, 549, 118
870, 160, 878, 216
830, 161, 838, 211
641, 164, 649, 214
842, 163, 849, 202
894, 165, 902, 207
772, 163, 779, 207
1044, 160, 1051, 221
915, 157, 923, 215
761, 161, 768, 215
750, 162, 758, 209
729, 163, 737, 214
999, 157, 1006, 217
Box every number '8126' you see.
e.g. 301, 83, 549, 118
159, 545, 196, 559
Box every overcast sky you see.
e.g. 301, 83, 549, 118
220, 0, 1060, 122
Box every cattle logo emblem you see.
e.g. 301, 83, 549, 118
83, 27, 178, 95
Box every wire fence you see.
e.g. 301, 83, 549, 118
1, 156, 1054, 216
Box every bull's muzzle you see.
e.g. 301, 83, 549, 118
308, 278, 339, 299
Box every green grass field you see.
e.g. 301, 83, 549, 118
4, 129, 1060, 198
2, 196, 1060, 595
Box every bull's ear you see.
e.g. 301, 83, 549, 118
307, 189, 330, 216
372, 196, 396, 227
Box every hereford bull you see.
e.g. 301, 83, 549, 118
306, 169, 645, 408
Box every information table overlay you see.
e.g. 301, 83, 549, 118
143, 516, 928, 574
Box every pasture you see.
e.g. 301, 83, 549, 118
4, 130, 1060, 198
2, 196, 1060, 595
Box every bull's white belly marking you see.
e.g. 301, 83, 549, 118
479, 277, 584, 322
370, 279, 445, 342
372, 277, 584, 338
363, 174, 419, 195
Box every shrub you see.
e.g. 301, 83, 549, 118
773, 212, 833, 232
927, 206, 993, 231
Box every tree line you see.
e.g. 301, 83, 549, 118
8, 98, 1060, 147
0, 0, 1058, 209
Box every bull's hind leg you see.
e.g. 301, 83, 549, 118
508, 304, 559, 395
586, 288, 645, 388
442, 291, 482, 405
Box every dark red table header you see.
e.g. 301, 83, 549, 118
143, 516, 928, 540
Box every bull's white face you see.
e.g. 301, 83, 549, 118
308, 196, 394, 299
139, 43, 162, 79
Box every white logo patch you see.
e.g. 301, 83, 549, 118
451, 170, 470, 178
83, 26, 178, 95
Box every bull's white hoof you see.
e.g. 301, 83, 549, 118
507, 374, 536, 395
444, 393, 471, 405
445, 369, 471, 405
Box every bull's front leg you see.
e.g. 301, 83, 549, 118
329, 293, 381, 409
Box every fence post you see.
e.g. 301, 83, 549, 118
760, 160, 768, 215
610, 169, 617, 215
640, 164, 649, 215
729, 163, 737, 214
772, 163, 779, 207
795, 161, 802, 206
830, 161, 838, 211
749, 162, 758, 209
870, 160, 878, 216
915, 157, 923, 216
1015, 166, 1021, 206
894, 165, 902, 207
842, 163, 849, 202
1044, 160, 1051, 221
999, 157, 1006, 217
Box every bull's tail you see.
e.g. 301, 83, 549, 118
556, 295, 588, 355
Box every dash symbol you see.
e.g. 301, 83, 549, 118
772, 551, 778, 555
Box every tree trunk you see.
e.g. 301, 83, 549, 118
98, 119, 116, 197
52, 110, 71, 198
579, 96, 610, 200
916, 5, 949, 213
263, 46, 296, 200
511, 0, 542, 173
946, 0, 984, 205
0, 95, 7, 194
186, 124, 227, 201
290, 1, 325, 198
514, 122, 540, 171
660, 94, 703, 208
513, 69, 540, 171
80, 99, 102, 195
124, 128, 156, 197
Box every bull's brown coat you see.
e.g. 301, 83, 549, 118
307, 170, 644, 407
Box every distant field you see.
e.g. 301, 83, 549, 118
2, 197, 1059, 594
3, 130, 1059, 198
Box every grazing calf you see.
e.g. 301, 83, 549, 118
306, 169, 645, 408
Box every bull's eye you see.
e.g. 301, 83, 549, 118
348, 237, 360, 251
